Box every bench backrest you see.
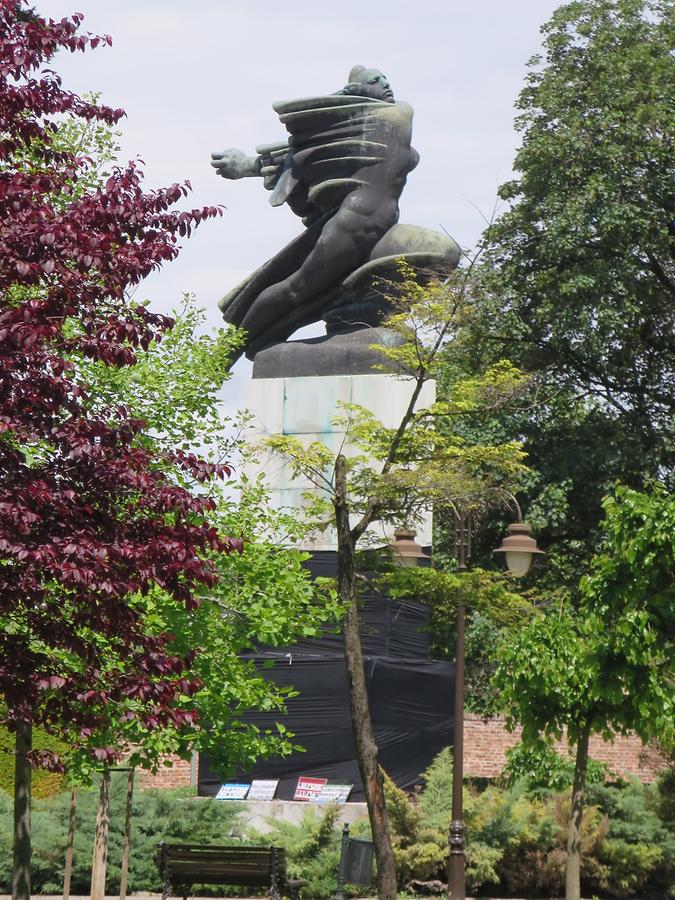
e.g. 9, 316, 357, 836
159, 843, 287, 888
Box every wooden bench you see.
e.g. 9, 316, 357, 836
157, 842, 307, 900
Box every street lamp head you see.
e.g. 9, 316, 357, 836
391, 528, 430, 567
494, 522, 544, 576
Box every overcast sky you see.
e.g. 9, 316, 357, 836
51, 0, 562, 394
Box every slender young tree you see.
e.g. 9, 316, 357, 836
493, 484, 674, 900
267, 264, 529, 897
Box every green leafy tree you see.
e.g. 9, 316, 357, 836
441, 1, 674, 614
440, 0, 675, 748
485, 0, 674, 444
264, 264, 530, 897
440, 0, 673, 627
493, 484, 674, 900
64, 298, 343, 780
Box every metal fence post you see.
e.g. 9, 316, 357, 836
335, 823, 350, 900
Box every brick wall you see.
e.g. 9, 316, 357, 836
138, 721, 665, 790
139, 754, 193, 789
463, 714, 665, 782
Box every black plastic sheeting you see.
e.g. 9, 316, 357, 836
259, 595, 431, 659
198, 653, 454, 801
198, 551, 455, 802
267, 552, 432, 659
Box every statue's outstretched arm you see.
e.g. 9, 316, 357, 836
211, 148, 262, 180
211, 141, 291, 193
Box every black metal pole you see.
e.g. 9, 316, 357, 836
449, 510, 468, 900
449, 599, 465, 899
335, 823, 350, 900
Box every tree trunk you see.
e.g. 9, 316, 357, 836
119, 768, 135, 900
334, 455, 398, 899
566, 725, 590, 900
90, 769, 111, 900
12, 719, 32, 900
62, 786, 77, 900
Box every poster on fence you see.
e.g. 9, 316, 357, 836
317, 784, 353, 803
215, 783, 250, 800
293, 776, 327, 801
247, 779, 279, 801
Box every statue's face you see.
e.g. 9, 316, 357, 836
355, 69, 395, 103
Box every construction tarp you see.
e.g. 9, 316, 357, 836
198, 651, 454, 801
198, 552, 454, 801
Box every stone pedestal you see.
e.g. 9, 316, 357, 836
243, 372, 435, 551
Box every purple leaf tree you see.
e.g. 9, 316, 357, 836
0, 4, 231, 896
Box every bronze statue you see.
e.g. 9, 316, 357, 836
212, 67, 459, 363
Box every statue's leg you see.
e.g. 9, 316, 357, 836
220, 218, 326, 327
239, 205, 389, 339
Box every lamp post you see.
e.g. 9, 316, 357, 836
448, 509, 543, 900
448, 508, 471, 900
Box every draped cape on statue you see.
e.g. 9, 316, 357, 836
218, 95, 400, 325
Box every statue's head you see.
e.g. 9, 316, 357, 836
343, 66, 395, 103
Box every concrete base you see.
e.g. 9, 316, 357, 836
243, 372, 435, 550
232, 798, 368, 833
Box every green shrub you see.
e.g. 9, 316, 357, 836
587, 778, 675, 898
504, 736, 609, 794
0, 776, 241, 895
0, 790, 13, 887
598, 840, 663, 897
655, 761, 675, 823
247, 803, 363, 899
497, 790, 608, 896
417, 747, 453, 832
2, 752, 673, 898
382, 772, 446, 888
411, 749, 674, 898
415, 749, 510, 893
0, 725, 67, 798
464, 841, 501, 890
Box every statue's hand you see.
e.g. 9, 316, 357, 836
210, 148, 260, 180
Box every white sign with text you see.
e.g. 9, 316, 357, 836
247, 779, 279, 801
215, 783, 250, 800
317, 784, 353, 803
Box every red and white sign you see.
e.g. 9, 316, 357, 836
294, 776, 327, 801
